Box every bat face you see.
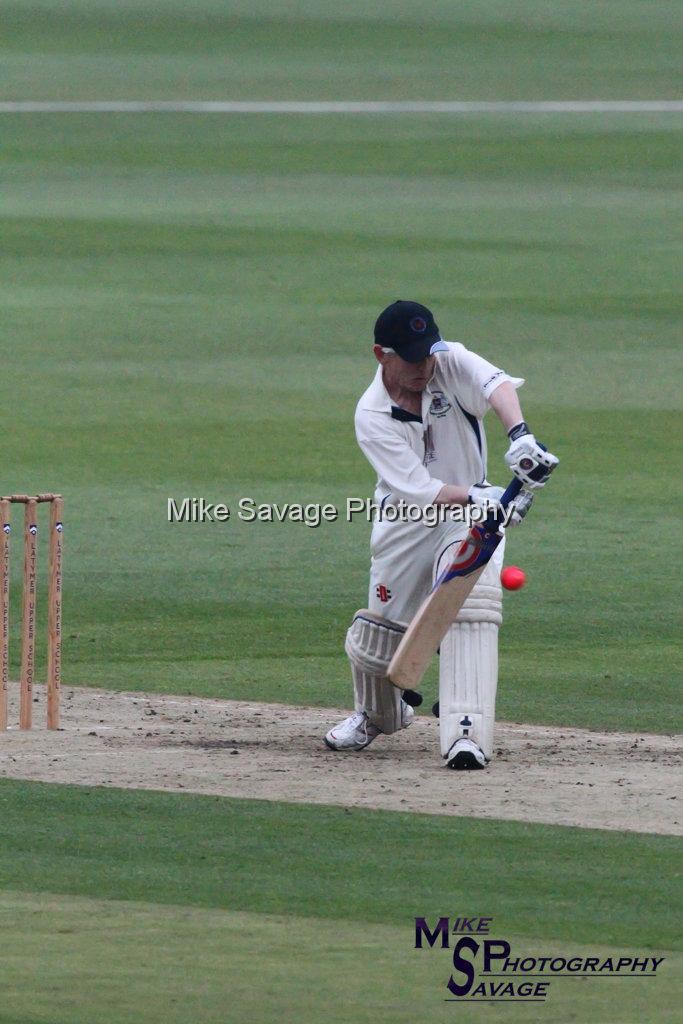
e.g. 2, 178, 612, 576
387, 477, 525, 691
388, 544, 495, 691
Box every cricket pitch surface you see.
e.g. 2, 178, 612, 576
1, 685, 680, 836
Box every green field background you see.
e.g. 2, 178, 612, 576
0, 779, 680, 1024
3, 112, 681, 729
1, 3, 682, 1022
4, 0, 682, 100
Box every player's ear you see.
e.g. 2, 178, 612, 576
374, 344, 392, 364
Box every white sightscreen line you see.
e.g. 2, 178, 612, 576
1, 100, 682, 113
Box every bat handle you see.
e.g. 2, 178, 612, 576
482, 477, 524, 532
500, 476, 524, 506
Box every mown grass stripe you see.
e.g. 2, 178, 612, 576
0, 779, 679, 949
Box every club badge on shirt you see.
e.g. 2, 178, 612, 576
428, 390, 452, 417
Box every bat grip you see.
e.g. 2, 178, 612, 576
482, 477, 524, 532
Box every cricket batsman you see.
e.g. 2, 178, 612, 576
324, 300, 558, 769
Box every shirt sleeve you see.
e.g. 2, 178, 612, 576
442, 342, 524, 418
356, 416, 445, 506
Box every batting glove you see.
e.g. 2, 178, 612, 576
468, 483, 533, 529
504, 422, 558, 488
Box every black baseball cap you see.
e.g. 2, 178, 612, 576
374, 300, 448, 363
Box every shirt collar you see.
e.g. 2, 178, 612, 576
359, 364, 394, 412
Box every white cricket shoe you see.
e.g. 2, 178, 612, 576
446, 737, 488, 770
324, 703, 414, 752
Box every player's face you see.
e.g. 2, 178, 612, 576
375, 348, 436, 393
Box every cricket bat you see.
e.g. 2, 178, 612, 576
388, 477, 524, 691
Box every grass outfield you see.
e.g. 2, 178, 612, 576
5, 0, 682, 101
3, 779, 680, 943
1, 895, 679, 1024
0, 780, 680, 1023
2, 5, 681, 1022
2, 104, 681, 731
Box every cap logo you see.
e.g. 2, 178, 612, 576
410, 316, 427, 333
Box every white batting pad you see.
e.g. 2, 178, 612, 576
436, 559, 502, 760
345, 610, 405, 734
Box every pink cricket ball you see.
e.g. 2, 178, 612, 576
501, 566, 526, 591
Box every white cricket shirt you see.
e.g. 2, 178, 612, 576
355, 342, 523, 507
